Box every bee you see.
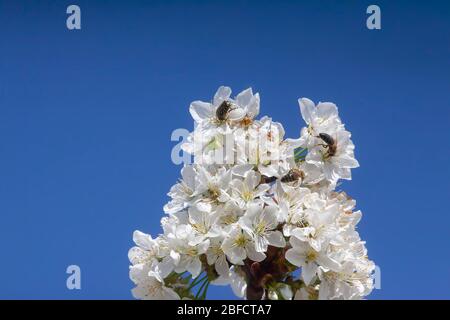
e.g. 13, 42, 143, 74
318, 132, 337, 158
260, 175, 277, 184
215, 100, 236, 121
280, 168, 305, 183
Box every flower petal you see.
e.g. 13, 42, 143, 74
266, 231, 286, 248
301, 263, 318, 285
285, 248, 306, 267
228, 108, 246, 121
215, 255, 230, 276
246, 93, 260, 118
189, 101, 213, 123
213, 86, 232, 105
133, 230, 154, 250
298, 98, 315, 124
188, 258, 202, 278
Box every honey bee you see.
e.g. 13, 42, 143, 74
215, 100, 236, 121
318, 133, 337, 158
260, 175, 277, 184
280, 168, 305, 183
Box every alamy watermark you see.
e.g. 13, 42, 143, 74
66, 5, 81, 30
170, 126, 284, 166
64, 5, 380, 31
366, 5, 381, 30
66, 265, 81, 290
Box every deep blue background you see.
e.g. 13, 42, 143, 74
0, 0, 449, 299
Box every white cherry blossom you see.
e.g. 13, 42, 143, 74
131, 269, 180, 300
239, 201, 286, 252
285, 237, 340, 285
221, 224, 266, 265
129, 86, 375, 300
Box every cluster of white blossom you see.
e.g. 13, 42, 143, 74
129, 86, 375, 300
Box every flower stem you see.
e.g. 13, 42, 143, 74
199, 281, 210, 300
188, 274, 207, 291
195, 278, 209, 300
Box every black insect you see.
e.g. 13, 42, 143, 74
280, 168, 305, 183
215, 100, 235, 121
260, 175, 277, 184
318, 132, 337, 157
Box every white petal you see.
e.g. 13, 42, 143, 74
247, 245, 266, 262
266, 231, 286, 248
129, 264, 146, 283
316, 102, 338, 120
231, 179, 244, 192
189, 101, 213, 123
268, 290, 279, 300
148, 270, 164, 283
197, 239, 210, 254
279, 284, 293, 300
316, 254, 341, 272
289, 233, 308, 249
285, 248, 306, 267
157, 256, 175, 278
334, 154, 359, 168
298, 98, 315, 124
206, 251, 217, 265
131, 285, 148, 300
211, 275, 231, 286
188, 258, 202, 278
228, 108, 246, 121
246, 93, 260, 118
261, 206, 279, 227
254, 235, 268, 252
258, 164, 279, 178
181, 165, 196, 189
245, 170, 260, 190
128, 247, 147, 265
291, 227, 313, 242
236, 88, 253, 107
162, 287, 181, 300
229, 267, 247, 298
170, 250, 181, 265
254, 183, 270, 196
318, 281, 332, 300
213, 86, 232, 105
132, 230, 153, 250
285, 137, 303, 149
301, 263, 318, 285
215, 255, 230, 276
227, 247, 246, 265
232, 164, 254, 177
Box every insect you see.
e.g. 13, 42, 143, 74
260, 175, 277, 184
215, 100, 236, 121
318, 132, 337, 158
280, 168, 305, 183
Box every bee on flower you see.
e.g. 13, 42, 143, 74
129, 86, 375, 300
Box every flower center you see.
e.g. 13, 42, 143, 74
234, 234, 248, 247
240, 116, 253, 127
207, 186, 220, 201
212, 245, 223, 256
192, 223, 207, 234
242, 190, 253, 201
221, 215, 238, 225
306, 250, 318, 262
254, 221, 267, 235
146, 281, 163, 296
186, 248, 198, 257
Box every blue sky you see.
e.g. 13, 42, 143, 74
0, 0, 449, 299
